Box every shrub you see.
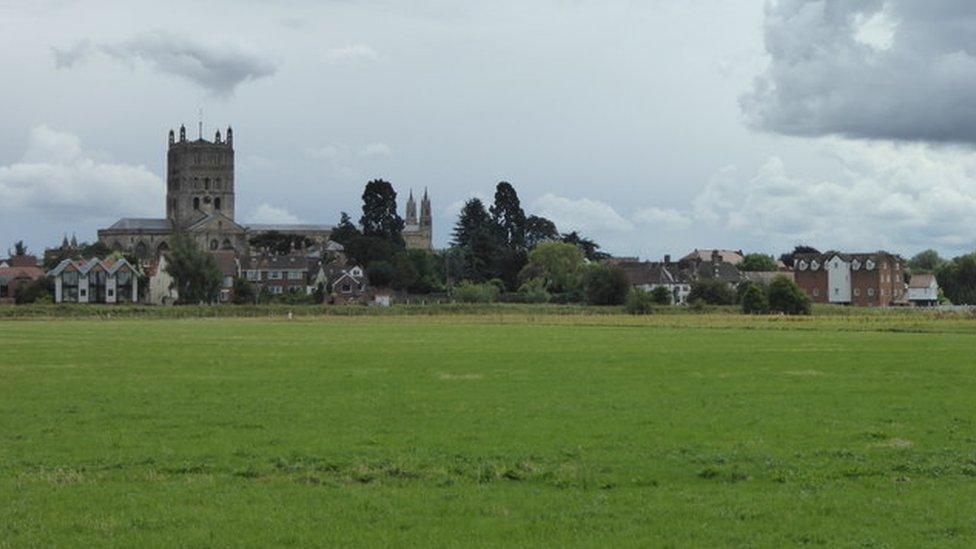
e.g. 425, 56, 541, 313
583, 264, 630, 306
688, 279, 735, 305
649, 286, 672, 305
451, 281, 500, 303
516, 278, 550, 303
625, 289, 656, 315
767, 276, 811, 315
231, 277, 257, 304
740, 283, 769, 314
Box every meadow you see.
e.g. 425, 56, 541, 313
1, 313, 975, 547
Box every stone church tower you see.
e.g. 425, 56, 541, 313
166, 125, 236, 229
403, 188, 433, 250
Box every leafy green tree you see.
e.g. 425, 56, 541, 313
778, 245, 820, 268
12, 240, 28, 256
390, 252, 420, 291
360, 179, 404, 246
516, 278, 550, 303
165, 234, 223, 304
625, 289, 656, 315
767, 276, 811, 315
232, 277, 257, 304
908, 249, 945, 273
451, 198, 499, 282
936, 253, 976, 305
561, 231, 609, 261
330, 212, 361, 247
740, 283, 770, 314
583, 263, 630, 305
524, 215, 559, 249
490, 182, 527, 250
518, 241, 585, 294
402, 249, 442, 293
15, 277, 54, 304
688, 279, 735, 305
650, 285, 672, 305
365, 260, 396, 288
344, 235, 396, 266
739, 253, 779, 272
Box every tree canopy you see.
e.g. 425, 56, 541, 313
360, 179, 404, 246
936, 253, 976, 305
518, 241, 585, 294
165, 234, 223, 304
738, 253, 779, 272
908, 249, 945, 273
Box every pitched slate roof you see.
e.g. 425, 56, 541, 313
616, 262, 678, 286
680, 249, 744, 265
106, 218, 173, 231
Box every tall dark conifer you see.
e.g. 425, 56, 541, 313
360, 179, 404, 247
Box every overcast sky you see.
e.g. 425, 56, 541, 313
2, 0, 976, 259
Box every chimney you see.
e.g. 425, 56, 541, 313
664, 254, 671, 264
711, 249, 721, 263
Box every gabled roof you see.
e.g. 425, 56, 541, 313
185, 212, 245, 233
908, 273, 938, 289
680, 249, 744, 265
106, 218, 173, 231
616, 262, 677, 286
48, 257, 136, 277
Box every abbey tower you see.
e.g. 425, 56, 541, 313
166, 125, 236, 229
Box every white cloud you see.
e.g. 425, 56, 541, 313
688, 139, 976, 252
53, 31, 278, 97
246, 203, 303, 224
633, 207, 693, 231
324, 44, 379, 63
533, 193, 634, 234
361, 142, 392, 157
0, 126, 162, 223
742, 0, 976, 144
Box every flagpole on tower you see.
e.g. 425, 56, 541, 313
198, 107, 203, 139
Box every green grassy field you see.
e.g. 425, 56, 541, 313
2, 315, 975, 547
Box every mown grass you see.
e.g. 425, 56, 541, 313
1, 315, 975, 546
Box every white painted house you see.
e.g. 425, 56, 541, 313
907, 274, 939, 306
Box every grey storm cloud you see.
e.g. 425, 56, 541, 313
741, 0, 976, 144
53, 31, 278, 97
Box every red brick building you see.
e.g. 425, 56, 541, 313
793, 252, 906, 307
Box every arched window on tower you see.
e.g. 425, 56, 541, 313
193, 197, 200, 210
214, 197, 221, 210
204, 178, 210, 190
221, 239, 232, 250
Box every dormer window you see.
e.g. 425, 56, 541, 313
852, 259, 861, 271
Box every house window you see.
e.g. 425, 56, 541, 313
812, 288, 819, 297
209, 239, 218, 251
288, 271, 303, 280
107, 289, 114, 298
867, 288, 875, 297
246, 270, 260, 281
269, 271, 282, 280
341, 284, 352, 293
854, 288, 860, 297
271, 286, 283, 295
